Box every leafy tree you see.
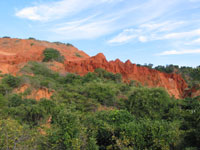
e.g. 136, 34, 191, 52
82, 83, 117, 106
2, 74, 21, 88
125, 88, 171, 119
180, 98, 200, 149
47, 109, 86, 150
94, 68, 122, 83
0, 118, 41, 149
120, 119, 180, 150
0, 84, 11, 95
8, 94, 23, 107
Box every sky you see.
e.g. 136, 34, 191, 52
0, 0, 200, 67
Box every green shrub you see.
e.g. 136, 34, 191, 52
94, 68, 122, 83
28, 37, 36, 40
120, 119, 180, 150
2, 75, 21, 88
0, 84, 11, 95
21, 62, 59, 79
47, 110, 85, 150
82, 83, 116, 106
66, 43, 74, 47
125, 87, 171, 119
75, 52, 82, 58
8, 94, 23, 107
42, 48, 65, 63
2, 36, 10, 38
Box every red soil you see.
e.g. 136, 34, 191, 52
0, 38, 188, 99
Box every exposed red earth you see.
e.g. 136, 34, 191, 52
0, 38, 188, 99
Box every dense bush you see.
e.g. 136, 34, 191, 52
82, 83, 117, 106
42, 48, 65, 63
2, 74, 21, 88
125, 87, 171, 119
120, 119, 180, 150
0, 62, 199, 149
0, 84, 11, 95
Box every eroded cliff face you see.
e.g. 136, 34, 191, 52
64, 53, 188, 99
184, 85, 200, 98
0, 38, 188, 99
0, 38, 89, 74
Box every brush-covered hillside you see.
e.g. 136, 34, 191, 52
0, 37, 199, 150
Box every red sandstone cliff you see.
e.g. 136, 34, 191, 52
0, 38, 188, 99
64, 53, 187, 99
0, 38, 89, 74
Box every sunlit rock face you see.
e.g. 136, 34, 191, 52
0, 38, 188, 99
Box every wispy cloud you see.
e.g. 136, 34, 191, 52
186, 38, 200, 45
15, 0, 122, 21
161, 29, 200, 40
157, 49, 200, 55
108, 29, 139, 43
52, 17, 117, 39
108, 21, 186, 44
16, 0, 181, 40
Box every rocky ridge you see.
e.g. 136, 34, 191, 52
0, 38, 188, 98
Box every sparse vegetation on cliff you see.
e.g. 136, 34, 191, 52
42, 48, 65, 63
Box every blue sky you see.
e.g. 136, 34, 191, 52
0, 0, 200, 67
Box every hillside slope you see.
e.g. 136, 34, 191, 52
0, 37, 187, 98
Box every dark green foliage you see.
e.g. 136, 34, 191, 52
179, 98, 200, 149
39, 99, 56, 114
42, 48, 65, 63
95, 68, 122, 83
84, 110, 135, 149
8, 94, 23, 107
125, 87, 171, 119
2, 36, 10, 38
0, 84, 11, 95
28, 37, 36, 40
0, 61, 199, 149
66, 43, 74, 47
83, 72, 99, 83
63, 73, 82, 84
82, 83, 117, 106
75, 52, 82, 57
0, 94, 7, 109
47, 110, 85, 150
2, 74, 21, 88
120, 119, 180, 150
21, 104, 45, 125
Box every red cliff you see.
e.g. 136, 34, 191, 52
64, 53, 187, 99
0, 38, 188, 99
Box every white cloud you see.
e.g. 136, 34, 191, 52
158, 49, 200, 55
16, 0, 182, 40
108, 29, 139, 43
108, 21, 186, 44
186, 38, 200, 45
16, 0, 122, 21
16, 7, 42, 21
53, 18, 116, 39
161, 29, 200, 40
139, 36, 148, 42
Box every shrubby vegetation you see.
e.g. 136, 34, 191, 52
153, 65, 200, 87
42, 48, 65, 63
0, 62, 199, 149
